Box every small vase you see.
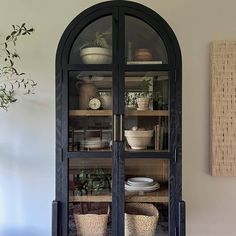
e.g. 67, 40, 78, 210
136, 97, 150, 111
100, 92, 112, 109
76, 82, 98, 109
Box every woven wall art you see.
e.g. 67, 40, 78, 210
210, 41, 236, 176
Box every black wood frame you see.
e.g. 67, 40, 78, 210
54, 1, 185, 236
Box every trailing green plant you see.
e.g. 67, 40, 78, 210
0, 23, 36, 110
76, 168, 111, 195
77, 27, 112, 51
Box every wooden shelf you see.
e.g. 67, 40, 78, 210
69, 187, 168, 203
70, 110, 112, 116
126, 110, 168, 116
69, 110, 169, 117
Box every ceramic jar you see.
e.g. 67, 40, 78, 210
77, 82, 98, 109
134, 48, 152, 61
100, 92, 112, 109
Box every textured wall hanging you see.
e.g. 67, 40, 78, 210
210, 41, 236, 176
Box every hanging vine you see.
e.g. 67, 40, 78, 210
0, 23, 36, 110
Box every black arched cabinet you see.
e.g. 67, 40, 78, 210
53, 1, 185, 236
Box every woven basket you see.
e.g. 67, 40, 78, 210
125, 203, 159, 236
74, 205, 109, 236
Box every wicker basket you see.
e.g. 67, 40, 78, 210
125, 203, 159, 236
74, 205, 109, 236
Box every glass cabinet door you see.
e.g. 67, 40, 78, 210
124, 158, 169, 235
67, 14, 113, 236
122, 13, 171, 236
68, 158, 112, 236
70, 16, 112, 64
69, 71, 113, 152
125, 15, 168, 64
124, 71, 169, 152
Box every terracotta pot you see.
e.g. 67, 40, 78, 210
77, 82, 98, 109
134, 48, 152, 61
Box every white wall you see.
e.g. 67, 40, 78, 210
0, 0, 236, 235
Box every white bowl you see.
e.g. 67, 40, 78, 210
125, 130, 153, 150
80, 47, 112, 64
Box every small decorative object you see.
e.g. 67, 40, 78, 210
76, 76, 98, 109
100, 92, 112, 109
125, 203, 159, 236
88, 97, 101, 110
74, 205, 110, 236
136, 78, 152, 111
134, 48, 153, 61
77, 29, 112, 64
125, 127, 153, 150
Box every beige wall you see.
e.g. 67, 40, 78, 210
0, 0, 236, 235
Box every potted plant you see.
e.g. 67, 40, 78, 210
136, 78, 152, 110
77, 28, 112, 64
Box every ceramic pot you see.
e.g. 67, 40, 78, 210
125, 130, 153, 150
136, 97, 149, 111
134, 48, 152, 61
100, 92, 112, 109
77, 82, 98, 109
80, 47, 112, 64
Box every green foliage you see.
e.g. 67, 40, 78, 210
77, 168, 111, 195
138, 78, 152, 97
77, 28, 112, 51
0, 23, 36, 110
125, 91, 139, 107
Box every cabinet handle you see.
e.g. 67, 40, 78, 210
114, 114, 117, 142
120, 114, 123, 141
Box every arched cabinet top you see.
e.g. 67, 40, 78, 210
56, 1, 181, 69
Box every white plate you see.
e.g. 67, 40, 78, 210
127, 177, 154, 187
125, 182, 160, 192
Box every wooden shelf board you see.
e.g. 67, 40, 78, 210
70, 110, 112, 116
126, 110, 169, 116
69, 110, 169, 117
69, 187, 168, 203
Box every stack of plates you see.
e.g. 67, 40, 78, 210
125, 177, 160, 192
83, 138, 108, 149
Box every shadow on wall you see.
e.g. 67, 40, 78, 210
0, 227, 47, 236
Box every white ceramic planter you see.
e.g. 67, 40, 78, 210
80, 47, 112, 64
136, 97, 149, 110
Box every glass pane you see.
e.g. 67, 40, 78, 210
125, 15, 168, 64
68, 158, 112, 236
124, 71, 169, 152
125, 158, 169, 235
69, 71, 112, 152
70, 16, 112, 64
